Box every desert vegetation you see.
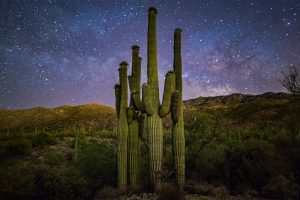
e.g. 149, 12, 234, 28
0, 93, 299, 199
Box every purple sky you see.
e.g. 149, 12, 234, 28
0, 0, 300, 109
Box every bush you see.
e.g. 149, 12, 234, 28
157, 183, 185, 200
31, 131, 55, 148
0, 161, 35, 199
34, 165, 89, 199
43, 152, 61, 166
185, 180, 211, 195
97, 187, 126, 199
185, 181, 228, 197
0, 138, 32, 157
76, 143, 117, 187
261, 175, 300, 199
223, 138, 278, 194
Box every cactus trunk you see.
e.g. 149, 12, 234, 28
115, 62, 129, 189
73, 132, 79, 165
172, 29, 185, 189
128, 119, 139, 187
146, 7, 163, 190
129, 7, 176, 190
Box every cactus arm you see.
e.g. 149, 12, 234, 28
159, 71, 175, 118
131, 91, 145, 111
142, 83, 154, 116
130, 45, 145, 113
137, 57, 142, 89
147, 7, 158, 88
147, 7, 160, 108
127, 107, 133, 124
128, 75, 133, 92
174, 28, 182, 93
117, 61, 129, 189
114, 84, 121, 119
171, 90, 180, 123
172, 28, 185, 190
119, 62, 128, 107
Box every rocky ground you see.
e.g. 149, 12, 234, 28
110, 194, 267, 200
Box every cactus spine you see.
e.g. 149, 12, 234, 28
171, 29, 185, 189
127, 45, 142, 188
115, 62, 129, 189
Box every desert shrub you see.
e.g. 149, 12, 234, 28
271, 124, 300, 184
185, 181, 228, 197
157, 183, 184, 200
90, 129, 115, 139
0, 138, 32, 157
97, 187, 126, 199
210, 185, 229, 198
189, 143, 226, 182
76, 143, 117, 187
44, 152, 61, 166
30, 131, 55, 148
59, 129, 76, 138
223, 138, 277, 194
261, 175, 300, 199
34, 165, 89, 199
0, 161, 35, 199
185, 180, 212, 195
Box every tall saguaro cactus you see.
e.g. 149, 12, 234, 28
131, 7, 175, 190
115, 6, 185, 190
171, 28, 185, 189
115, 62, 129, 189
127, 45, 142, 188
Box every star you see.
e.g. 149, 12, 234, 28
0, 0, 299, 109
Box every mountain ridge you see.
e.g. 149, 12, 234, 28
0, 92, 299, 132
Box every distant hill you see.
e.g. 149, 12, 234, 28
0, 104, 116, 132
0, 92, 299, 132
182, 92, 300, 131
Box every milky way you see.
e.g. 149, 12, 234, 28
0, 0, 299, 109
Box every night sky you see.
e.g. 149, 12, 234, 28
0, 0, 299, 109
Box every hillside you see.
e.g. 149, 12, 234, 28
183, 92, 300, 128
0, 92, 299, 133
0, 103, 116, 132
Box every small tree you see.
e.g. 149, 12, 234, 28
280, 65, 300, 94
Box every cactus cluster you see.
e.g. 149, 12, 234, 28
114, 7, 185, 190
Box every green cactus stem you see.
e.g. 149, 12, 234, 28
73, 132, 79, 165
115, 61, 129, 189
128, 118, 139, 187
127, 45, 141, 188
159, 71, 175, 118
171, 28, 185, 190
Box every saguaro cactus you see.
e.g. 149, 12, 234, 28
127, 45, 142, 188
131, 7, 175, 190
115, 62, 129, 189
73, 132, 79, 165
171, 28, 185, 189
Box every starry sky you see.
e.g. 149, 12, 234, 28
0, 0, 299, 109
